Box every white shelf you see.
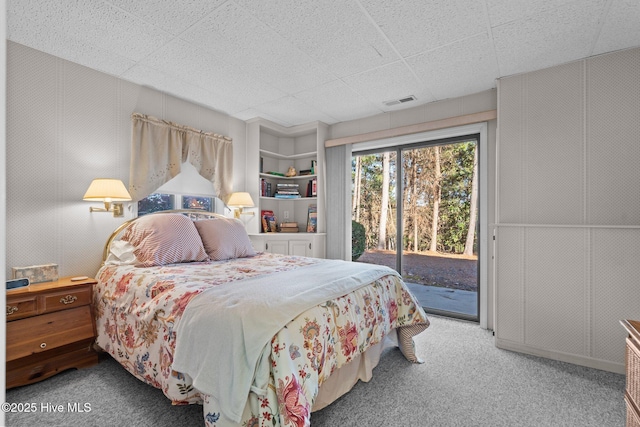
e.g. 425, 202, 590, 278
260, 173, 317, 180
260, 149, 317, 160
260, 196, 318, 201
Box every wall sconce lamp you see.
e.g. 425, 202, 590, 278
83, 178, 132, 217
227, 192, 255, 219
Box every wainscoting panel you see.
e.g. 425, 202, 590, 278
523, 227, 588, 356
495, 226, 524, 343
591, 228, 640, 363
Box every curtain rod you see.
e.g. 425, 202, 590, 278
131, 112, 232, 141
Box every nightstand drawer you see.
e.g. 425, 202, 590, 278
41, 286, 92, 314
626, 395, 640, 427
6, 306, 94, 362
6, 295, 37, 321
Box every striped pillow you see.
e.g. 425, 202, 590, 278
122, 213, 209, 267
194, 218, 257, 261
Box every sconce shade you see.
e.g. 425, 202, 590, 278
83, 179, 132, 201
227, 192, 254, 208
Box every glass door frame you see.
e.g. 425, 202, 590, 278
353, 133, 481, 322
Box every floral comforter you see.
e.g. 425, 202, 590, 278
94, 252, 429, 427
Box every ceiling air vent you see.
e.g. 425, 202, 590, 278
384, 95, 416, 107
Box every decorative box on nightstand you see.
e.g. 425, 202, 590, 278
6, 276, 99, 389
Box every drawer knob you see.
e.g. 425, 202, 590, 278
40, 342, 47, 349
6, 305, 19, 315
60, 295, 78, 305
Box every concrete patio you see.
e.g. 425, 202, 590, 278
406, 282, 478, 319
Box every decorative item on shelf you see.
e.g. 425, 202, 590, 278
261, 210, 278, 233
285, 166, 297, 177
280, 222, 299, 233
307, 204, 318, 233
266, 171, 285, 176
227, 192, 255, 219
83, 178, 132, 217
12, 263, 58, 284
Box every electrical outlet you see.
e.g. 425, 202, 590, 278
283, 210, 289, 219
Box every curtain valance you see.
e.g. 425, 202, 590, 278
129, 113, 233, 202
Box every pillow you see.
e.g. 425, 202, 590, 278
193, 217, 257, 261
105, 240, 138, 265
122, 213, 209, 267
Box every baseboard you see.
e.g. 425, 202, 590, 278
495, 338, 625, 375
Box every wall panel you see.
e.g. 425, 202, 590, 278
524, 62, 584, 225
586, 48, 640, 225
496, 46, 640, 373
524, 227, 587, 356
6, 42, 246, 278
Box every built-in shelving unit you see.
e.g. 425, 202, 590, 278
245, 118, 327, 258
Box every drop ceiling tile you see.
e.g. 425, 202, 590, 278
7, 9, 136, 76
139, 37, 286, 107
295, 80, 383, 123
9, 0, 174, 62
106, 0, 226, 35
361, 0, 487, 57
406, 33, 499, 100
342, 61, 435, 109
492, 0, 606, 76
236, 0, 399, 77
253, 96, 338, 127
122, 64, 249, 114
486, 0, 580, 27
593, 0, 640, 55
180, 1, 335, 94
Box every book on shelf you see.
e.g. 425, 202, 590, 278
280, 222, 298, 228
306, 204, 317, 233
279, 227, 299, 233
305, 177, 317, 197
275, 194, 301, 199
299, 169, 312, 176
260, 179, 273, 197
311, 160, 317, 175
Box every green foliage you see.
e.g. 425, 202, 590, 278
352, 140, 477, 255
351, 220, 366, 261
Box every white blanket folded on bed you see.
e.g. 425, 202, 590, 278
172, 258, 397, 423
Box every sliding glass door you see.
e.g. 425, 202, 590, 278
352, 135, 479, 321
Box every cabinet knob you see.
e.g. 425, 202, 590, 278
6, 305, 18, 315
265, 243, 268, 250
60, 295, 78, 305
40, 342, 47, 349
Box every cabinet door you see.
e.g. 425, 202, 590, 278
266, 240, 288, 255
289, 240, 311, 257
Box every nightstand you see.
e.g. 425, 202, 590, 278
6, 276, 99, 388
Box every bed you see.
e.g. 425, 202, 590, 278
93, 210, 430, 426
